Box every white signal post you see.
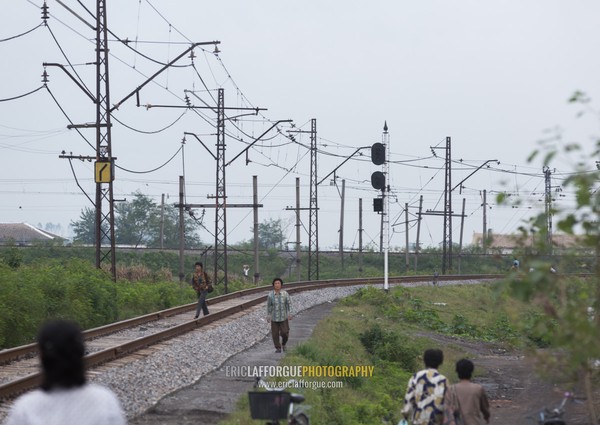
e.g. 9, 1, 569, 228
382, 122, 390, 291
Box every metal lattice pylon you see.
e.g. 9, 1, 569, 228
214, 88, 228, 288
308, 118, 319, 280
544, 166, 553, 252
442, 136, 452, 274
95, 0, 116, 281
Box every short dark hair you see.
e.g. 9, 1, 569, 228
194, 261, 203, 267
423, 348, 444, 369
455, 358, 474, 380
272, 277, 283, 286
38, 320, 86, 391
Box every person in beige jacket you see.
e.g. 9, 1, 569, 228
443, 359, 490, 425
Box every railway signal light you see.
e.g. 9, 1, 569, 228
371, 171, 385, 190
371, 142, 386, 165
373, 198, 383, 212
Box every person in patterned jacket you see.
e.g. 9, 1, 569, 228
401, 348, 448, 425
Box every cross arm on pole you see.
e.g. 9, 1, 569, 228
184, 132, 217, 160
42, 63, 96, 103
184, 90, 267, 117
225, 120, 292, 167
451, 159, 499, 192
317, 146, 370, 186
109, 41, 220, 112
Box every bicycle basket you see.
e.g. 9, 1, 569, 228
248, 391, 291, 420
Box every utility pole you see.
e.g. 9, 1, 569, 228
426, 137, 452, 274
317, 145, 370, 271
339, 179, 345, 270
289, 120, 319, 280
405, 203, 410, 272
442, 136, 453, 274
543, 166, 553, 253
285, 178, 310, 282
178, 176, 185, 281
358, 198, 364, 273
295, 178, 301, 281
308, 119, 319, 280
93, 0, 117, 281
424, 143, 496, 274
53, 0, 116, 280
458, 197, 466, 273
160, 194, 165, 250
482, 189, 487, 254
415, 195, 423, 272
51, 0, 221, 281
213, 88, 228, 290
184, 113, 288, 292
253, 176, 260, 284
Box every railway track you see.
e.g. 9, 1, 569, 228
0, 274, 501, 401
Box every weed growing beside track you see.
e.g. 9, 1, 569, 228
218, 281, 568, 425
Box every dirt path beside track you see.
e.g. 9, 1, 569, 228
130, 303, 596, 425
421, 332, 593, 424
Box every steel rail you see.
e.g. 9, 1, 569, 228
0, 274, 503, 399
0, 275, 428, 364
0, 281, 298, 365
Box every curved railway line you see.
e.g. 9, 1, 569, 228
0, 274, 504, 402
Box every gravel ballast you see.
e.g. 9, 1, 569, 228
93, 285, 367, 419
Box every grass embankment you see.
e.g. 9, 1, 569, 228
219, 282, 531, 425
0, 258, 261, 348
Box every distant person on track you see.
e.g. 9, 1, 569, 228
266, 277, 292, 353
191, 261, 211, 318
4, 320, 126, 425
401, 348, 448, 425
510, 259, 520, 271
443, 358, 490, 425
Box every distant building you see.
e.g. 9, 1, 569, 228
0, 223, 64, 246
471, 231, 581, 254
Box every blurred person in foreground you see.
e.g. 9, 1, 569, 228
401, 348, 448, 425
443, 358, 490, 425
4, 320, 126, 425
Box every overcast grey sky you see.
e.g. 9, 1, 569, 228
1, 1, 599, 250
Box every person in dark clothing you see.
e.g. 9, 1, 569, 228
191, 261, 211, 318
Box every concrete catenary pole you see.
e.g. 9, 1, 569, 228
178, 176, 185, 282
253, 175, 260, 284
339, 179, 345, 269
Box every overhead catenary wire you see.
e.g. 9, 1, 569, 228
110, 110, 188, 135
116, 146, 182, 174
0, 85, 46, 102
9, 0, 587, 251
44, 85, 95, 151
0, 22, 44, 42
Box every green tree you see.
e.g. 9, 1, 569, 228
70, 207, 104, 244
500, 92, 600, 422
149, 204, 202, 249
115, 192, 158, 247
255, 218, 285, 250
71, 193, 203, 249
